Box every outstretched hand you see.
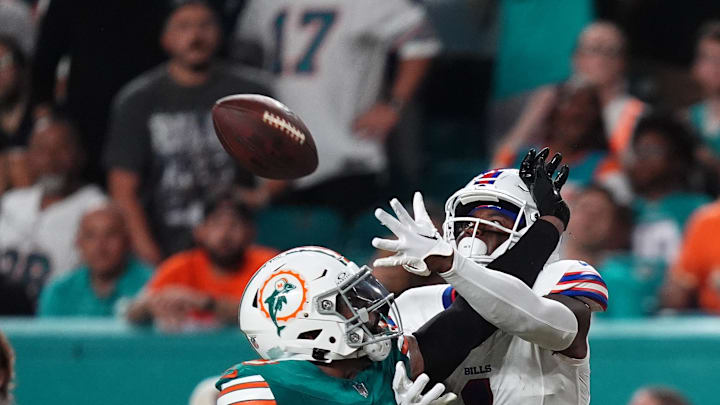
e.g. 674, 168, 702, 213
372, 192, 453, 276
393, 362, 457, 405
519, 147, 571, 229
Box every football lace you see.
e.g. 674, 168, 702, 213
262, 111, 307, 145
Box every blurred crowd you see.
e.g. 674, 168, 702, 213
1, 0, 720, 336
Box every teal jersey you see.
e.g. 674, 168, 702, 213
689, 102, 720, 157
631, 192, 711, 265
38, 256, 151, 317
216, 345, 408, 405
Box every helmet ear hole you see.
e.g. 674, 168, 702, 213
297, 329, 322, 340
533, 212, 540, 220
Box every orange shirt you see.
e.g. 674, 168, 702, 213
148, 246, 277, 300
670, 201, 720, 313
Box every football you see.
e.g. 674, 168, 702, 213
212, 94, 318, 179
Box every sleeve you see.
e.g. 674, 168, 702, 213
412, 295, 497, 383
215, 369, 277, 405
668, 211, 710, 288
357, 0, 440, 59
394, 284, 453, 334
29, 0, 72, 106
396, 18, 441, 60
549, 262, 609, 312
440, 252, 578, 351
102, 84, 152, 173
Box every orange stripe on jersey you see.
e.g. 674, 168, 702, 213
228, 400, 276, 405
222, 369, 239, 379
401, 337, 409, 355
242, 359, 279, 366
220, 382, 270, 396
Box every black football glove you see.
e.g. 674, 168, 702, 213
519, 147, 571, 229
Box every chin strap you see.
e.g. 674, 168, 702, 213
456, 237, 488, 257
363, 339, 392, 362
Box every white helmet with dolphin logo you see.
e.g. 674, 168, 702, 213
239, 246, 402, 363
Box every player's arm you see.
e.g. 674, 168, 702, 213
108, 169, 164, 265
391, 207, 564, 380
425, 150, 583, 352
544, 294, 592, 359
216, 371, 277, 405
353, 58, 432, 141
353, 5, 440, 140
428, 250, 578, 352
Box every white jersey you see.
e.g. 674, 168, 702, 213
0, 185, 106, 300
235, 0, 440, 187
397, 260, 608, 405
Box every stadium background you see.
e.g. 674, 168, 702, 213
2, 0, 720, 404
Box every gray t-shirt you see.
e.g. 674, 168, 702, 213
104, 63, 270, 256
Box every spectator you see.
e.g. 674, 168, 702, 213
0, 331, 15, 405
0, 273, 32, 316
104, 0, 277, 265
0, 35, 33, 194
563, 184, 631, 267
662, 197, 720, 313
495, 21, 645, 163
493, 82, 619, 201
0, 115, 106, 302
37, 204, 151, 317
573, 21, 647, 155
126, 193, 276, 331
30, 0, 168, 184
628, 387, 691, 405
626, 114, 711, 270
234, 0, 440, 216
688, 21, 720, 185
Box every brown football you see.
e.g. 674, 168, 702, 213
212, 94, 318, 179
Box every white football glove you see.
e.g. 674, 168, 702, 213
372, 192, 453, 276
393, 362, 458, 405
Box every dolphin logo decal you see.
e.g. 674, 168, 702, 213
264, 278, 297, 335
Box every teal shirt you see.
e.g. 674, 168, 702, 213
38, 256, 152, 317
631, 192, 711, 265
689, 102, 720, 157
216, 346, 408, 405
596, 253, 666, 318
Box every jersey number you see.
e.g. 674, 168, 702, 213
462, 378, 494, 405
272, 9, 337, 74
0, 249, 51, 298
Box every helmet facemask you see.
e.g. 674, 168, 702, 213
443, 170, 539, 265
316, 266, 402, 362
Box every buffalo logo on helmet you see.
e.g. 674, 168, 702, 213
258, 270, 308, 336
472, 169, 504, 186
